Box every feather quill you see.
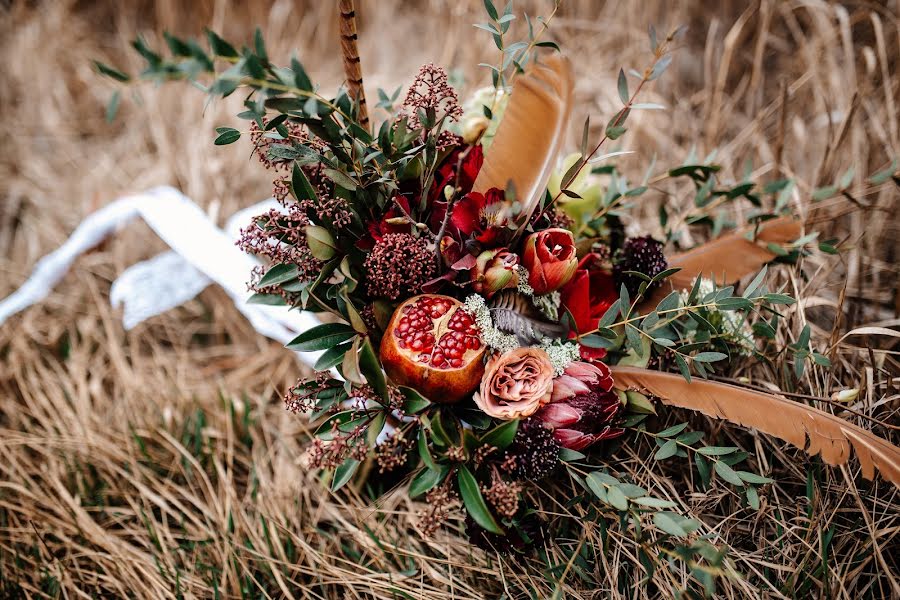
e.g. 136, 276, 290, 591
640, 216, 802, 310
611, 366, 900, 487
472, 54, 573, 221
489, 290, 567, 345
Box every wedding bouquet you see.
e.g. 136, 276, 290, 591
97, 1, 898, 592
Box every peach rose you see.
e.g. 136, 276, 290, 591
474, 348, 554, 419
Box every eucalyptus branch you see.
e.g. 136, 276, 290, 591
531, 29, 680, 227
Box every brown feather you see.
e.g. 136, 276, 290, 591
611, 366, 900, 487
338, 0, 369, 129
472, 54, 573, 220
640, 216, 802, 310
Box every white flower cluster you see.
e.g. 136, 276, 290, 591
680, 277, 756, 356
539, 340, 581, 375
515, 265, 534, 295
514, 265, 561, 320
463, 294, 519, 355
463, 293, 579, 375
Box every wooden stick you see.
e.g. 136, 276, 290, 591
338, 0, 369, 129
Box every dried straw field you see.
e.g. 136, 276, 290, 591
1, 0, 898, 598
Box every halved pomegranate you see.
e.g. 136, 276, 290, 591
379, 294, 486, 403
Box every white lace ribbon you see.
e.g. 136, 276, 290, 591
0, 186, 319, 366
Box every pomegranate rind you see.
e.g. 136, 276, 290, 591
379, 294, 486, 404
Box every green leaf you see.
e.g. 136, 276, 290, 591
714, 461, 745, 486
291, 163, 317, 202
331, 458, 360, 491
480, 419, 519, 450
654, 440, 678, 460
359, 338, 388, 402
417, 429, 437, 471
617, 68, 629, 104
246, 293, 286, 306
105, 91, 121, 123
625, 390, 655, 415
693, 351, 727, 363
746, 486, 760, 509
633, 497, 677, 509
598, 299, 621, 328
606, 486, 630, 511
649, 54, 672, 81
606, 125, 627, 140
323, 168, 358, 191
257, 263, 298, 287
867, 158, 897, 185
654, 511, 690, 537
695, 454, 711, 485
482, 0, 499, 20
674, 354, 691, 382
400, 387, 431, 414
291, 57, 312, 91
656, 422, 689, 438
214, 127, 241, 145
697, 446, 738, 456
736, 471, 774, 485
305, 225, 338, 260
314, 342, 351, 370
559, 448, 586, 462
458, 466, 502, 534
676, 431, 704, 445
206, 29, 238, 58
656, 291, 682, 312
409, 466, 447, 498
94, 60, 131, 82
286, 323, 356, 352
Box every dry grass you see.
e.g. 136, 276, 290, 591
1, 0, 898, 598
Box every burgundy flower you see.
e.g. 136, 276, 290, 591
521, 228, 578, 294
450, 187, 512, 248
429, 144, 484, 206
537, 361, 624, 451
560, 252, 618, 334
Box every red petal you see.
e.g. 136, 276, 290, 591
450, 193, 483, 235
538, 403, 581, 427
560, 269, 592, 333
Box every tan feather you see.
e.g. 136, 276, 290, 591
611, 366, 900, 487
472, 54, 573, 220
640, 216, 802, 310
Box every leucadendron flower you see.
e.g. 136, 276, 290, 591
521, 228, 578, 294
537, 361, 624, 450
474, 347, 555, 419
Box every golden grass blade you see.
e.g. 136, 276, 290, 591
640, 216, 802, 310
472, 54, 573, 219
612, 366, 900, 487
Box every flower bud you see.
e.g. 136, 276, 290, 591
472, 249, 519, 298
521, 228, 578, 294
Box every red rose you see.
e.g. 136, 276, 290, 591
560, 253, 618, 334
521, 228, 578, 294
